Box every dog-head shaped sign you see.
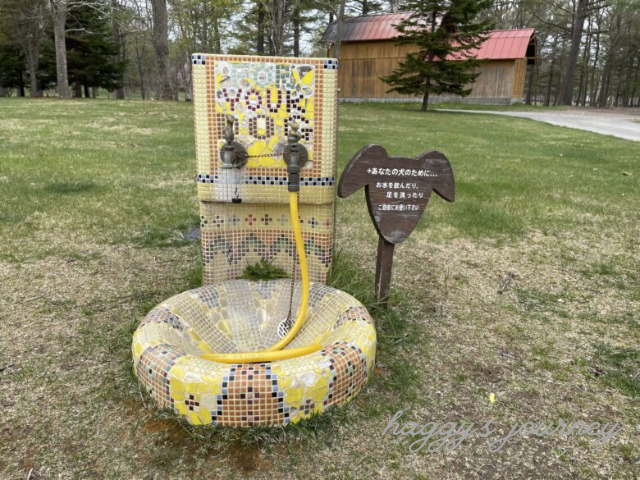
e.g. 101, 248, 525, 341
337, 145, 455, 244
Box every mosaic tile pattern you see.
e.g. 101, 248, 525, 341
132, 280, 377, 426
199, 202, 333, 286
132, 54, 376, 427
192, 54, 338, 284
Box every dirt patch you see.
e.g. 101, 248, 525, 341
226, 439, 271, 475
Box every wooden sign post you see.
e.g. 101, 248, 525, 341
337, 145, 455, 307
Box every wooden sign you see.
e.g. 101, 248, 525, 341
337, 145, 455, 306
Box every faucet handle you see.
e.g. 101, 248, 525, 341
283, 122, 309, 170
224, 115, 236, 144
287, 122, 301, 144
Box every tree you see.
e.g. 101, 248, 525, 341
111, 0, 127, 99
123, 0, 155, 100
150, 0, 174, 99
46, 0, 71, 98
381, 0, 494, 111
66, 4, 125, 97
0, 40, 26, 96
558, 0, 607, 105
169, 0, 239, 100
332, 0, 346, 58
266, 0, 303, 55
228, 1, 266, 54
0, 0, 46, 97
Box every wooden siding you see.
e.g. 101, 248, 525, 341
332, 41, 528, 100
470, 61, 515, 99
512, 58, 527, 98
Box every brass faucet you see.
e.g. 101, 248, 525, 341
220, 115, 247, 169
283, 123, 309, 192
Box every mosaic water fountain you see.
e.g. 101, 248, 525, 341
131, 55, 377, 426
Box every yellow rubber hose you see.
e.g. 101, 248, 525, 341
202, 191, 317, 364
202, 343, 322, 364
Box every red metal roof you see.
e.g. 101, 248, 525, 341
322, 13, 410, 43
322, 13, 535, 61
473, 28, 536, 60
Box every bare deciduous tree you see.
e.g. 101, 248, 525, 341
46, 0, 71, 98
265, 0, 301, 55
150, 0, 175, 99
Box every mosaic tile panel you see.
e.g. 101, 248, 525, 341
192, 54, 338, 284
193, 54, 338, 202
132, 280, 377, 426
199, 202, 333, 285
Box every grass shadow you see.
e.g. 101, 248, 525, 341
43, 181, 101, 195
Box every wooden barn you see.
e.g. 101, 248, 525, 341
322, 14, 537, 104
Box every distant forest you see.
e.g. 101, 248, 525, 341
0, 0, 638, 107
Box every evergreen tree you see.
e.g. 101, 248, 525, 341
66, 5, 125, 96
0, 41, 26, 96
34, 37, 58, 92
381, 0, 494, 111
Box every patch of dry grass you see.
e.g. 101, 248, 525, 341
0, 99, 638, 479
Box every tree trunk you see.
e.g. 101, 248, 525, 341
421, 78, 430, 112
577, 20, 591, 107
630, 60, 639, 107
111, 0, 126, 100
525, 64, 534, 105
92, 86, 98, 98
545, 59, 555, 107
13, 1, 44, 97
597, 15, 621, 107
268, 0, 288, 55
333, 0, 346, 58
135, 45, 147, 100
27, 53, 41, 97
589, 27, 601, 106
48, 0, 71, 99
212, 18, 221, 54
84, 84, 90, 98
184, 51, 192, 102
24, 33, 42, 97
257, 3, 265, 54
559, 0, 587, 105
74, 80, 82, 98
293, 8, 300, 57
597, 64, 612, 107
580, 16, 593, 106
553, 38, 567, 106
150, 0, 174, 100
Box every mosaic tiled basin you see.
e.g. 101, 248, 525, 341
132, 280, 376, 426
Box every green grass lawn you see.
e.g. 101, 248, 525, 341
0, 98, 638, 479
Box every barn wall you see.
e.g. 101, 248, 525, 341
512, 58, 527, 98
332, 41, 524, 102
334, 41, 413, 98
471, 61, 516, 99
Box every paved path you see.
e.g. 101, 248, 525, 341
436, 109, 640, 142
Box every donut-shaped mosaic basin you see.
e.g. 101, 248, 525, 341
132, 280, 376, 426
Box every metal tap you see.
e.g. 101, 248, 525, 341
220, 115, 247, 169
283, 123, 309, 192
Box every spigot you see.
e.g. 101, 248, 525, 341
219, 115, 247, 169
283, 123, 309, 192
